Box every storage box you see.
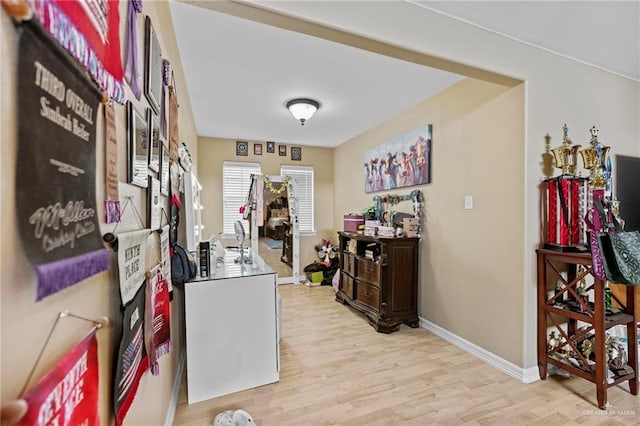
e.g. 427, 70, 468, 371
343, 214, 365, 233
403, 218, 420, 238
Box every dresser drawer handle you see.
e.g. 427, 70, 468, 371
365, 267, 374, 273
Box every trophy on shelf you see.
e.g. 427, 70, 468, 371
541, 124, 588, 252
580, 126, 612, 237
579, 127, 610, 191
550, 125, 581, 176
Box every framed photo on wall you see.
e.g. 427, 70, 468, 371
126, 101, 148, 188
254, 143, 262, 155
279, 145, 286, 156
291, 146, 302, 161
266, 141, 275, 153
236, 140, 248, 156
144, 15, 162, 115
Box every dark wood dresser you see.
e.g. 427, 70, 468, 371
336, 231, 419, 333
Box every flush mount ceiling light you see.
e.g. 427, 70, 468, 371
286, 98, 320, 126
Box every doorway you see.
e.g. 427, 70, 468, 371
257, 178, 293, 280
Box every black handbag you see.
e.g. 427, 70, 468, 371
595, 199, 640, 285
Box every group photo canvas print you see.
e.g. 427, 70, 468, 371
364, 124, 432, 193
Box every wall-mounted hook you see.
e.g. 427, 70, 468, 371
102, 233, 118, 251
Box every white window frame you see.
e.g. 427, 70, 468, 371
222, 161, 261, 237
281, 165, 315, 235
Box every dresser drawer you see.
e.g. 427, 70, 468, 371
343, 253, 356, 276
356, 257, 380, 285
356, 281, 380, 310
341, 272, 354, 300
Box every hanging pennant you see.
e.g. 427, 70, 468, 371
116, 229, 149, 306
20, 329, 100, 426
28, 0, 125, 103
16, 20, 109, 301
145, 266, 171, 375
113, 285, 147, 426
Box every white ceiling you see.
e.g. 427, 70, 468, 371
170, 1, 639, 149
416, 0, 640, 80
169, 1, 463, 148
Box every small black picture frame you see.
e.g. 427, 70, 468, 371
144, 15, 162, 115
236, 140, 248, 156
254, 143, 262, 155
279, 145, 287, 156
126, 101, 148, 188
291, 146, 302, 161
266, 141, 275, 153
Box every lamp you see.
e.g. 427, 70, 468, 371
286, 98, 320, 126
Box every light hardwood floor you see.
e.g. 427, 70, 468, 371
173, 285, 639, 425
257, 237, 292, 278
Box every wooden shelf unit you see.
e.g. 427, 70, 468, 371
336, 232, 419, 333
536, 249, 638, 409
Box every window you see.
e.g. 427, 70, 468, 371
222, 161, 261, 236
281, 165, 314, 234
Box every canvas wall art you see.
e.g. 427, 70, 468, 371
364, 124, 432, 193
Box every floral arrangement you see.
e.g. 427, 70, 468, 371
263, 175, 291, 194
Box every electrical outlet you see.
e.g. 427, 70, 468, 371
464, 195, 473, 210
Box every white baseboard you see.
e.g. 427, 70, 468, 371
419, 317, 539, 384
165, 349, 187, 426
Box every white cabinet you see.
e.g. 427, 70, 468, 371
184, 253, 279, 404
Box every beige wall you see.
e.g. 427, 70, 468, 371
198, 137, 335, 270
334, 78, 525, 364
250, 0, 640, 371
1, 1, 197, 424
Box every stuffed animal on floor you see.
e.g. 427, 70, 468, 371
213, 409, 255, 426
315, 239, 338, 266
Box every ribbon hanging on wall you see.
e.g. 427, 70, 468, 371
104, 103, 121, 224
124, 0, 143, 99
160, 59, 170, 139
145, 266, 171, 376
160, 224, 173, 295
20, 329, 101, 426
27, 0, 125, 103
168, 75, 179, 162
16, 20, 109, 301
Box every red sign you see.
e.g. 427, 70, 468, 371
20, 331, 100, 426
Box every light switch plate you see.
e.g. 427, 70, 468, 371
464, 195, 473, 210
